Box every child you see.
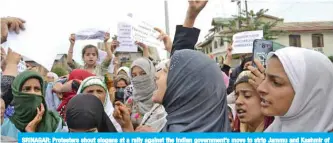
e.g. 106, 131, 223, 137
66, 33, 119, 78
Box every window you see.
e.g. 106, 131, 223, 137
214, 41, 218, 49
312, 34, 324, 47
209, 46, 213, 53
220, 38, 224, 46
289, 35, 301, 47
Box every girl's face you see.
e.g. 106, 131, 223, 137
21, 78, 42, 95
131, 66, 146, 78
257, 57, 295, 116
116, 80, 127, 89
83, 85, 106, 104
235, 82, 264, 124
83, 48, 98, 66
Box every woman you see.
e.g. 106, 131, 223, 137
117, 67, 130, 77
115, 50, 230, 132
1, 71, 66, 139
55, 69, 95, 121
66, 94, 117, 132
249, 47, 333, 132
125, 57, 167, 131
113, 74, 130, 103
233, 71, 273, 132
77, 76, 122, 132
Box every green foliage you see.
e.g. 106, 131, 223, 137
328, 56, 333, 63
51, 66, 68, 77
222, 9, 284, 42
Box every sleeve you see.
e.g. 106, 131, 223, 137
170, 25, 201, 56
67, 60, 80, 70
1, 75, 15, 108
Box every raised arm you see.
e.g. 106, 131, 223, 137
170, 0, 207, 56
102, 33, 114, 67
67, 34, 76, 69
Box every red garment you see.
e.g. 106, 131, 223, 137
56, 69, 95, 121
233, 115, 274, 132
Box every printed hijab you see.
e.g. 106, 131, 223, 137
264, 47, 333, 132
10, 71, 62, 132
66, 94, 117, 132
162, 49, 230, 132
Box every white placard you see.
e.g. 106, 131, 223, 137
75, 28, 106, 41
117, 23, 137, 52
232, 30, 263, 54
131, 20, 164, 49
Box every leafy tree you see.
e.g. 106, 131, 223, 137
328, 55, 333, 63
51, 66, 68, 77
222, 9, 284, 41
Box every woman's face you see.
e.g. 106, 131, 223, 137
235, 82, 263, 124
69, 127, 98, 132
257, 57, 295, 116
83, 48, 98, 66
116, 80, 127, 88
152, 70, 168, 104
21, 78, 42, 95
131, 66, 146, 78
83, 85, 106, 104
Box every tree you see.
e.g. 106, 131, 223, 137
51, 66, 68, 77
328, 56, 333, 63
222, 9, 284, 41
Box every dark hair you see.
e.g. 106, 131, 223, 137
117, 78, 128, 86
82, 44, 99, 59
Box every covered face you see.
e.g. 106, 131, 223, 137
66, 94, 116, 132
155, 49, 230, 132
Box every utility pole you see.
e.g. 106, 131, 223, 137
231, 0, 242, 29
245, 0, 249, 25
164, 0, 171, 58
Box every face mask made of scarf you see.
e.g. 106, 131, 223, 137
131, 75, 155, 91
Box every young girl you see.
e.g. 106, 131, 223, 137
66, 33, 118, 78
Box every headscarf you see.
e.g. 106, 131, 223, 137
66, 94, 117, 132
264, 47, 333, 132
155, 59, 170, 72
130, 58, 155, 115
10, 71, 62, 132
57, 69, 95, 120
47, 72, 59, 82
77, 76, 122, 132
162, 49, 230, 132
117, 67, 130, 77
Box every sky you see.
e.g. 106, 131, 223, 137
1, 0, 333, 62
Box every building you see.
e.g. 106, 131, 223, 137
22, 56, 48, 77
197, 15, 333, 67
271, 21, 333, 55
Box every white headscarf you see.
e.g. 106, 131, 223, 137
265, 47, 333, 132
77, 76, 123, 132
117, 67, 130, 77
47, 72, 59, 82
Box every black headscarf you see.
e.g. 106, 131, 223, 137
162, 49, 231, 132
65, 94, 117, 132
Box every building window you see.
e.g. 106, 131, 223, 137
289, 35, 301, 47
209, 46, 213, 53
214, 41, 218, 49
220, 38, 224, 46
312, 34, 324, 47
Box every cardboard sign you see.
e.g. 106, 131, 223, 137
75, 28, 106, 41
117, 23, 137, 52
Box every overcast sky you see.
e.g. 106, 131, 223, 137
1, 0, 333, 60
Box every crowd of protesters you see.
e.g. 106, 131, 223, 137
1, 0, 333, 142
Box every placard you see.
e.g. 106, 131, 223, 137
75, 28, 106, 41
117, 23, 137, 52
232, 30, 263, 54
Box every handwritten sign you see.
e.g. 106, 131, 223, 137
75, 28, 106, 41
232, 30, 263, 54
117, 23, 137, 52
131, 20, 164, 49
